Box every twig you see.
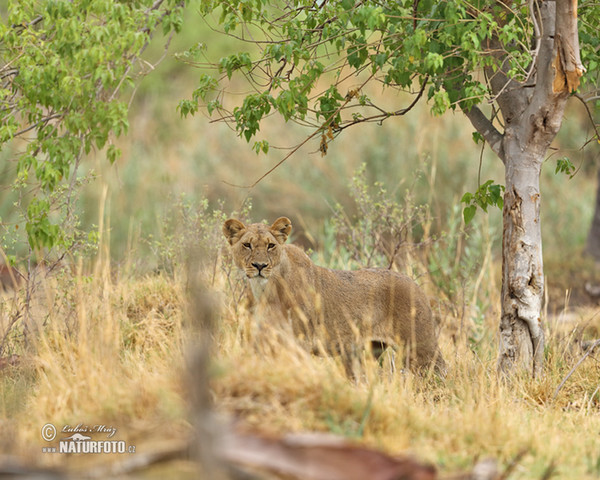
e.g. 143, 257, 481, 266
553, 339, 600, 401
486, 1, 540, 106
109, 2, 183, 103
223, 70, 378, 189
523, 0, 542, 85
574, 93, 600, 143
337, 74, 429, 132
10, 14, 43, 30
13, 113, 63, 137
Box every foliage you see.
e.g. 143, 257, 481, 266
1, 0, 598, 258
429, 205, 477, 298
320, 166, 495, 340
579, 2, 600, 94
0, 0, 184, 256
188, 1, 598, 143
555, 157, 576, 178
185, 0, 600, 237
0, 0, 598, 259
147, 194, 250, 277
325, 164, 429, 272
460, 180, 505, 224
2, 216, 600, 477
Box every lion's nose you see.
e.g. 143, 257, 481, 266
252, 262, 268, 273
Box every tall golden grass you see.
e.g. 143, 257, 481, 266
1, 266, 188, 468
1, 208, 599, 478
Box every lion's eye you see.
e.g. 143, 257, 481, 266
267, 243, 276, 251
242, 242, 252, 250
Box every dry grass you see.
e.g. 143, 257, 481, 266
1, 240, 598, 478
1, 268, 189, 469
214, 307, 600, 478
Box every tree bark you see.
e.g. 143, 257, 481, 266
498, 137, 546, 377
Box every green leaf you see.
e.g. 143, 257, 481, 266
463, 205, 477, 225
207, 100, 222, 115
1, 0, 184, 253
341, 0, 354, 11
431, 90, 451, 116
488, 183, 503, 207
178, 99, 198, 118
424, 52, 444, 73
555, 157, 576, 177
107, 144, 120, 165
193, 74, 218, 102
219, 52, 252, 79
253, 140, 269, 155
461, 180, 505, 224
472, 132, 484, 144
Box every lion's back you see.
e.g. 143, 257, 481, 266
280, 247, 430, 321
269, 243, 444, 374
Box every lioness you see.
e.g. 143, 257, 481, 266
223, 216, 446, 376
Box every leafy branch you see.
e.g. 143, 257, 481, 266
461, 180, 505, 225
0, 0, 184, 255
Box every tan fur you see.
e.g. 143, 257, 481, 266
223, 216, 446, 376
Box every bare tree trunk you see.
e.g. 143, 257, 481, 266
498, 139, 545, 377
585, 166, 600, 261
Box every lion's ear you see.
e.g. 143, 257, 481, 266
223, 219, 246, 245
270, 217, 292, 244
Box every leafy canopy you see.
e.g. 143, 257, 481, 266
192, 1, 536, 138
187, 0, 599, 218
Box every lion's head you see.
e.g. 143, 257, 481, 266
223, 217, 292, 280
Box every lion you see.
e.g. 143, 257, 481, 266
223, 216, 446, 377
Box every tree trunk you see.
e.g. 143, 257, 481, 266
464, 0, 584, 377
585, 166, 600, 262
498, 137, 545, 377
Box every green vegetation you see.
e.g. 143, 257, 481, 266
0, 0, 185, 255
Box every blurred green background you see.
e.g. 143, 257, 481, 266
0, 3, 596, 282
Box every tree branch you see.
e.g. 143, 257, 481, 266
225, 72, 378, 189
337, 75, 428, 132
462, 105, 505, 162
575, 93, 600, 142
13, 113, 63, 138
